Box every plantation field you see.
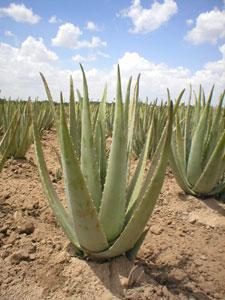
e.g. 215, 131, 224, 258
0, 130, 225, 300
1, 0, 225, 298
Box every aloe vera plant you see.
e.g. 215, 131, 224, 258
0, 100, 32, 158
0, 110, 20, 172
169, 87, 225, 197
0, 98, 54, 160
33, 65, 173, 259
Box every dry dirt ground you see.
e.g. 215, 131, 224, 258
0, 131, 225, 300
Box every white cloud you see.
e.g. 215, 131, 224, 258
52, 23, 82, 48
4, 30, 18, 46
185, 7, 225, 44
72, 54, 97, 63
97, 51, 110, 58
119, 0, 178, 33
186, 19, 193, 26
0, 3, 40, 24
86, 21, 99, 31
72, 51, 110, 63
48, 15, 62, 24
20, 36, 58, 63
89, 36, 107, 48
117, 51, 225, 102
0, 37, 60, 99
219, 44, 225, 56
0, 38, 224, 103
52, 23, 107, 49
4, 30, 15, 37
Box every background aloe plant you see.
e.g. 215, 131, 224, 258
169, 86, 225, 197
33, 65, 173, 259
0, 99, 54, 160
0, 110, 20, 172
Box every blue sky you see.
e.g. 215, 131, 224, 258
0, 0, 225, 102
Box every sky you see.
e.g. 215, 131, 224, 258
0, 0, 225, 103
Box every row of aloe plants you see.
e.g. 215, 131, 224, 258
0, 99, 54, 160
34, 66, 225, 260
1, 66, 225, 260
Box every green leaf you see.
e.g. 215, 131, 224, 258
95, 85, 107, 187
59, 97, 108, 252
203, 90, 225, 164
0, 110, 19, 171
174, 115, 186, 178
169, 145, 196, 195
187, 87, 214, 185
32, 106, 81, 253
184, 92, 192, 168
124, 76, 132, 136
69, 75, 80, 158
39, 73, 58, 125
194, 130, 225, 194
126, 114, 155, 215
99, 65, 127, 241
173, 89, 185, 115
80, 64, 102, 211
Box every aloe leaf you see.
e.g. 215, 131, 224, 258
99, 65, 127, 241
97, 85, 107, 186
202, 107, 213, 155
69, 75, 80, 158
194, 130, 225, 194
175, 115, 186, 177
76, 89, 83, 106
127, 74, 140, 176
169, 146, 196, 195
126, 102, 172, 220
204, 91, 225, 164
32, 107, 81, 252
94, 122, 106, 188
124, 76, 132, 136
99, 84, 107, 130
0, 111, 19, 171
168, 87, 195, 194
39, 73, 58, 124
202, 90, 206, 107
80, 64, 102, 211
126, 115, 154, 212
99, 124, 107, 187
59, 97, 108, 252
92, 105, 99, 133
184, 92, 192, 168
138, 93, 172, 198
173, 89, 185, 115
187, 86, 214, 185
194, 85, 202, 128
127, 75, 140, 147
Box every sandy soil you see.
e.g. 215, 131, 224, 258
0, 130, 225, 300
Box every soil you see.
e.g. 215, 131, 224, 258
0, 130, 225, 300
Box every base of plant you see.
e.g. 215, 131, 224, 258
65, 242, 137, 263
